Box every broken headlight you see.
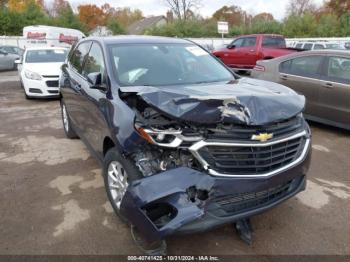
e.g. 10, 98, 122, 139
136, 125, 202, 148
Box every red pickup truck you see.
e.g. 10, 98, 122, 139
212, 34, 297, 70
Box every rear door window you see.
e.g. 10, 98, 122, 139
326, 56, 350, 84
262, 36, 286, 47
295, 43, 303, 49
279, 55, 324, 78
69, 41, 91, 73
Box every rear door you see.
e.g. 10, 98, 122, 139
63, 41, 92, 128
318, 56, 350, 126
278, 55, 325, 116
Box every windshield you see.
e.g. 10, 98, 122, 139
109, 43, 234, 86
25, 49, 68, 63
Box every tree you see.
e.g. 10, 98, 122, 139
0, 0, 7, 9
253, 12, 274, 22
339, 11, 350, 36
316, 14, 340, 36
212, 5, 247, 26
50, 0, 70, 17
78, 4, 105, 32
8, 0, 43, 12
112, 7, 143, 28
164, 0, 201, 20
286, 0, 316, 16
283, 12, 317, 37
55, 3, 84, 32
107, 20, 125, 35
326, 0, 350, 16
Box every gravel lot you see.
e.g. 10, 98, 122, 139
0, 70, 350, 255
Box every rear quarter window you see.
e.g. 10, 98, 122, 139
327, 56, 350, 85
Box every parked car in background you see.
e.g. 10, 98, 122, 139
294, 41, 344, 51
0, 45, 24, 56
212, 34, 298, 71
17, 47, 68, 99
251, 50, 350, 130
60, 36, 311, 254
0, 49, 20, 71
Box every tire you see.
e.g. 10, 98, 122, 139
12, 62, 17, 71
60, 100, 78, 139
103, 147, 142, 222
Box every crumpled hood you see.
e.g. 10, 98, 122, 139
120, 77, 305, 126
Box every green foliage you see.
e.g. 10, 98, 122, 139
107, 19, 125, 35
0, 2, 85, 35
339, 11, 350, 36
282, 12, 317, 37
52, 4, 85, 32
316, 14, 340, 37
145, 20, 218, 37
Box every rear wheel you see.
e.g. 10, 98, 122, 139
61, 101, 78, 139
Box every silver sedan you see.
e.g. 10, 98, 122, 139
0, 50, 20, 71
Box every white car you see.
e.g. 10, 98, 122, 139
17, 47, 68, 99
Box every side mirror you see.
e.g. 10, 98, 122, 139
227, 44, 235, 49
87, 72, 107, 92
14, 59, 22, 64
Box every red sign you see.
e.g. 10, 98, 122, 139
27, 32, 46, 39
59, 33, 78, 45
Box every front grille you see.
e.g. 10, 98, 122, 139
206, 116, 303, 141
46, 80, 59, 87
213, 179, 298, 217
197, 136, 306, 176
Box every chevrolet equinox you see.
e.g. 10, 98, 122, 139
59, 36, 311, 254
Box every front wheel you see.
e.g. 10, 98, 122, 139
103, 147, 142, 222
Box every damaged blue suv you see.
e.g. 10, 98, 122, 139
60, 36, 311, 253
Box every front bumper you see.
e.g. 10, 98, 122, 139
120, 145, 311, 243
22, 76, 60, 97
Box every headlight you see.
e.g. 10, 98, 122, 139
24, 70, 42, 80
136, 125, 203, 148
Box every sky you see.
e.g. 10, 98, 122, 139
65, 0, 325, 21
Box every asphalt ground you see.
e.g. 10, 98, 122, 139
0, 70, 349, 255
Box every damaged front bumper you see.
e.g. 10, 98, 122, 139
120, 146, 311, 243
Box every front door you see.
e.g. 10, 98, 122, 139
79, 42, 109, 155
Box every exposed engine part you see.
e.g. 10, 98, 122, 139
133, 148, 195, 177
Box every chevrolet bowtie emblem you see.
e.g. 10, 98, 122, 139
251, 133, 274, 142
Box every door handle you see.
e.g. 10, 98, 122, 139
250, 49, 255, 52
280, 75, 288, 80
323, 82, 333, 89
